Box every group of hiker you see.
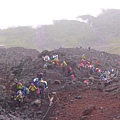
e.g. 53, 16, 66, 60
13, 53, 116, 107
42, 54, 59, 65
42, 54, 115, 86
13, 72, 48, 107
77, 54, 116, 86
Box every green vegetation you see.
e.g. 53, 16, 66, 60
0, 26, 37, 49
0, 9, 120, 54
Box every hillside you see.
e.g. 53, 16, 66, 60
0, 27, 37, 49
0, 9, 120, 54
0, 47, 120, 120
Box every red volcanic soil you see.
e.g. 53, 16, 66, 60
51, 87, 120, 120
0, 47, 120, 120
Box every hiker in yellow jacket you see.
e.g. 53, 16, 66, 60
61, 61, 67, 72
14, 90, 24, 107
29, 83, 37, 98
81, 54, 85, 60
17, 82, 23, 90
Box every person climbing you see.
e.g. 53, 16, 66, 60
32, 78, 40, 87
84, 80, 89, 86
50, 55, 54, 61
71, 74, 75, 79
61, 61, 67, 67
67, 66, 72, 76
29, 83, 37, 98
40, 79, 48, 90
43, 63, 48, 69
81, 54, 85, 60
17, 82, 23, 90
95, 68, 102, 75
61, 61, 67, 72
52, 59, 59, 68
21, 86, 27, 97
35, 87, 41, 99
78, 62, 84, 70
39, 79, 48, 99
110, 69, 115, 78
105, 70, 110, 80
42, 55, 50, 61
14, 90, 24, 107
70, 74, 76, 83
39, 81, 45, 99
43, 63, 48, 78
100, 73, 105, 80
50, 55, 58, 60
81, 59, 86, 65
51, 55, 59, 67
85, 61, 91, 68
21, 86, 29, 98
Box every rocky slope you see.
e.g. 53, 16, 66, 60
0, 47, 120, 120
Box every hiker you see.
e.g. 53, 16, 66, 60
53, 55, 58, 60
70, 74, 76, 83
61, 61, 67, 72
95, 68, 102, 74
51, 55, 59, 65
32, 78, 40, 87
43, 63, 47, 77
100, 73, 105, 80
81, 59, 86, 65
105, 70, 110, 80
85, 61, 91, 68
101, 77, 109, 87
39, 81, 45, 99
43, 63, 48, 69
50, 55, 54, 61
61, 61, 67, 67
39, 79, 48, 99
110, 69, 116, 78
42, 55, 50, 61
71, 74, 75, 79
67, 66, 72, 76
17, 82, 23, 90
52, 58, 58, 65
21, 86, 29, 97
35, 87, 41, 99
78, 62, 85, 71
29, 83, 37, 98
51, 54, 58, 60
14, 90, 24, 107
40, 79, 48, 90
84, 80, 89, 85
81, 54, 85, 60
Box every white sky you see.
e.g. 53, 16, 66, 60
0, 0, 120, 29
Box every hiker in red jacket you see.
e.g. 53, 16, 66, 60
67, 66, 72, 76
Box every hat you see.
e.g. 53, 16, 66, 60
31, 83, 34, 86
33, 78, 38, 82
18, 82, 22, 85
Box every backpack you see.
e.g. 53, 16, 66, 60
36, 88, 41, 95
